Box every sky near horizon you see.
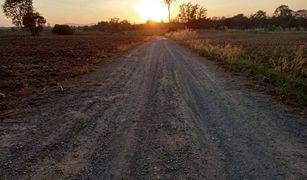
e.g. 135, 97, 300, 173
0, 0, 306, 27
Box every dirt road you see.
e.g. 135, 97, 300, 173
1, 37, 307, 179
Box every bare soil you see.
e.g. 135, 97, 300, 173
0, 37, 307, 179
0, 33, 147, 116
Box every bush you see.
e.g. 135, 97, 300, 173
52, 24, 75, 35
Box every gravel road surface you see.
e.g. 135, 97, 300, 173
1, 37, 307, 179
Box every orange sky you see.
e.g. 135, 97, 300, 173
0, 0, 306, 26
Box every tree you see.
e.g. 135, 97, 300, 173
274, 5, 293, 17
52, 24, 75, 35
225, 14, 250, 29
119, 20, 132, 31
295, 10, 307, 28
197, 6, 207, 20
2, 0, 33, 28
177, 2, 207, 28
251, 10, 267, 19
295, 10, 307, 19
273, 5, 295, 29
163, 0, 176, 23
22, 12, 46, 36
109, 18, 120, 32
178, 2, 203, 23
250, 10, 267, 28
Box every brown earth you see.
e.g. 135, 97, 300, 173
0, 33, 147, 116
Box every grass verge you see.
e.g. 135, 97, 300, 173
167, 29, 307, 107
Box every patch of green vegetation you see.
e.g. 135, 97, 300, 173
203, 47, 306, 105
233, 59, 307, 106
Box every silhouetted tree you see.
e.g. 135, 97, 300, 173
109, 18, 120, 32
197, 6, 207, 20
96, 21, 109, 31
119, 20, 132, 31
2, 0, 33, 28
295, 10, 307, 28
273, 5, 295, 29
85, 4, 307, 32
22, 12, 46, 36
178, 2, 207, 28
52, 24, 75, 35
250, 10, 267, 28
92, 18, 132, 32
251, 10, 267, 19
295, 9, 307, 19
83, 25, 89, 32
224, 14, 250, 29
109, 18, 120, 24
218, 5, 304, 30
163, 0, 176, 23
274, 5, 293, 17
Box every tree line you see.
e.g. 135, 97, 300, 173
2, 0, 307, 36
174, 2, 307, 30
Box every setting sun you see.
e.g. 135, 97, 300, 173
135, 0, 168, 22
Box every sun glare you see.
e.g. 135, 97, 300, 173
135, 0, 168, 22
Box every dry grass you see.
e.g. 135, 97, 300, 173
167, 30, 242, 65
167, 29, 198, 41
271, 45, 306, 77
167, 29, 307, 106
220, 44, 242, 65
167, 29, 306, 78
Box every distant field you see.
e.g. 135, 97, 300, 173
197, 30, 307, 45
0, 32, 149, 114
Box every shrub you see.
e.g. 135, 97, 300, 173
52, 24, 75, 35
